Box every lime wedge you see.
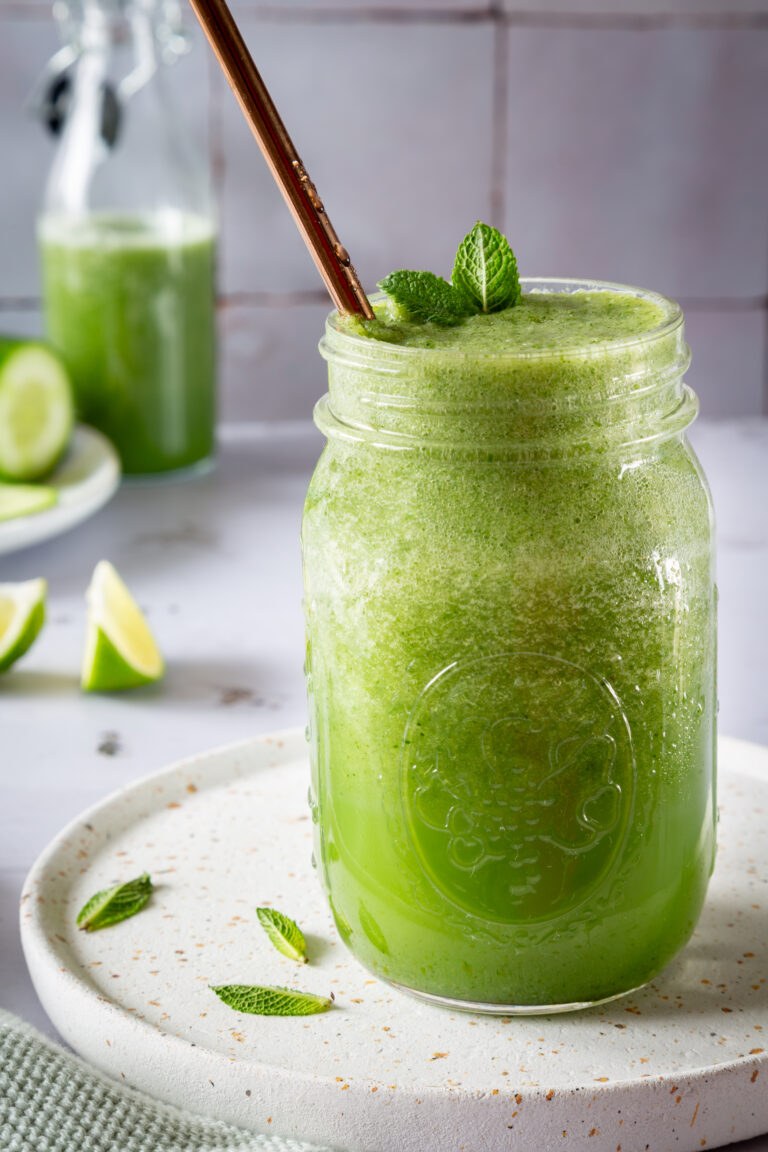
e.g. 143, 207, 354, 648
0, 483, 57, 522
0, 578, 46, 672
81, 561, 164, 692
0, 339, 74, 482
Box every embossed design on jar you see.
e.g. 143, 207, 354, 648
401, 652, 635, 925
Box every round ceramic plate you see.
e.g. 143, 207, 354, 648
20, 731, 768, 1152
0, 425, 120, 557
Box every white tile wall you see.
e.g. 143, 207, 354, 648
0, 308, 43, 340
217, 18, 496, 296
219, 300, 331, 422
0, 6, 765, 419
685, 307, 766, 418
502, 25, 768, 300
0, 18, 59, 297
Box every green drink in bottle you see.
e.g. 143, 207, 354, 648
38, 0, 216, 477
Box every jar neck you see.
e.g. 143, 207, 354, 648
317, 281, 695, 460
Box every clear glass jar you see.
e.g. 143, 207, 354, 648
302, 280, 717, 1014
37, 0, 216, 477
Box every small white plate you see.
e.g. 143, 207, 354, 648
19, 730, 768, 1152
0, 425, 120, 557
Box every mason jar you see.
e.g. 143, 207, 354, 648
302, 280, 716, 1014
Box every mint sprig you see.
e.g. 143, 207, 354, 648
76, 872, 153, 932
453, 222, 521, 313
257, 906, 308, 964
377, 223, 521, 327
377, 270, 470, 327
210, 984, 332, 1017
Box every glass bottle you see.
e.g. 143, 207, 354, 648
37, 0, 217, 477
302, 281, 717, 1013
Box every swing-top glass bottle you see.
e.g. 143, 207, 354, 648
38, 0, 217, 477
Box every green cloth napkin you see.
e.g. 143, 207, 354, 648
0, 1010, 333, 1152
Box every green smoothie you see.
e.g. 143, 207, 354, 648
302, 282, 716, 1010
40, 212, 216, 476
355, 286, 668, 351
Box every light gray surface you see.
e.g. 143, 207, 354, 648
0, 5, 766, 420
1, 419, 768, 1150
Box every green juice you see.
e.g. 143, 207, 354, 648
40, 212, 216, 476
302, 284, 716, 1011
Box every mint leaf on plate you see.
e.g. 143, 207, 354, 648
377, 270, 470, 326
452, 222, 521, 314
77, 872, 153, 932
210, 984, 332, 1017
257, 907, 308, 964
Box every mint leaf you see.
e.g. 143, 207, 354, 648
452, 222, 521, 313
77, 872, 153, 932
378, 270, 470, 326
210, 984, 332, 1017
376, 225, 521, 327
257, 907, 308, 964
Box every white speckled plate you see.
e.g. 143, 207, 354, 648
20, 731, 768, 1152
0, 425, 120, 557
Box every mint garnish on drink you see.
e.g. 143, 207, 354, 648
77, 872, 153, 932
378, 222, 521, 326
452, 222, 521, 313
210, 984, 332, 1016
377, 270, 471, 327
257, 906, 308, 964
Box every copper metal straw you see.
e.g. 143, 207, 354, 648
187, 0, 374, 319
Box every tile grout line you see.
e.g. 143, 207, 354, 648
489, 7, 508, 230
184, 6, 492, 25
763, 202, 768, 417
3, 294, 768, 313
217, 291, 331, 308
207, 53, 227, 243
0, 4, 493, 22
675, 296, 768, 312
501, 10, 768, 30
197, 7, 768, 31
1, 5, 767, 28
0, 297, 40, 311
763, 295, 768, 419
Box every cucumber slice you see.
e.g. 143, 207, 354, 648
0, 483, 58, 522
0, 339, 74, 481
